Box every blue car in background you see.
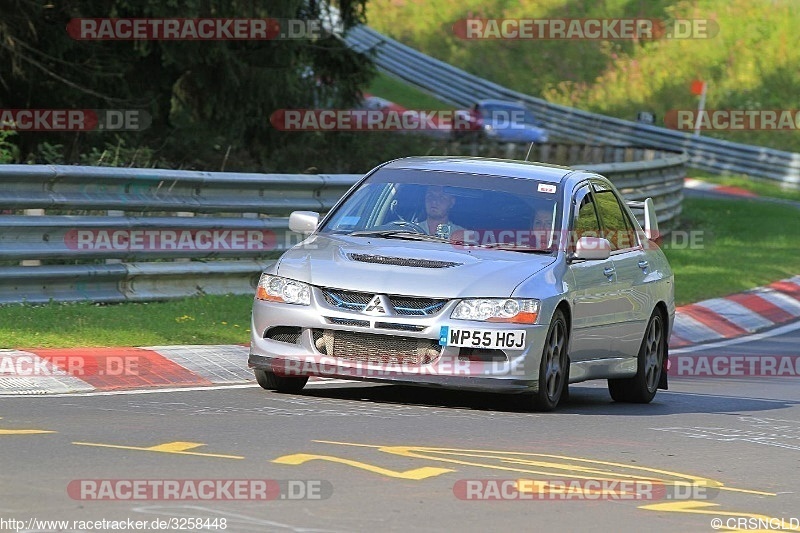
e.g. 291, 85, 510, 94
455, 99, 549, 143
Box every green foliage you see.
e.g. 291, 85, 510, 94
368, 0, 800, 152
77, 137, 167, 167
0, 0, 375, 170
0, 129, 19, 163
26, 141, 65, 165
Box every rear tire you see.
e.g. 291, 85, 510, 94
608, 310, 665, 403
254, 369, 308, 394
531, 310, 569, 412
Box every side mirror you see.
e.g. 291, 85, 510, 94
627, 198, 659, 241
289, 211, 320, 233
573, 236, 611, 261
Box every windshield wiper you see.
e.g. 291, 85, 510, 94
346, 230, 445, 242
473, 243, 553, 254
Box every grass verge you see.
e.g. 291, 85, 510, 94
664, 197, 800, 305
366, 72, 454, 110
0, 294, 253, 349
0, 198, 797, 347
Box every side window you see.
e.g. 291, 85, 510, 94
592, 182, 637, 251
572, 184, 601, 243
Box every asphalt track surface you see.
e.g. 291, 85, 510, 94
2, 188, 799, 532
2, 320, 799, 533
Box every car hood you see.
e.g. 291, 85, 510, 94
276, 234, 556, 298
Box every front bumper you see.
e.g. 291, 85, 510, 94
248, 290, 549, 394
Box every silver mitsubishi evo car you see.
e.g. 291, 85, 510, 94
249, 156, 674, 411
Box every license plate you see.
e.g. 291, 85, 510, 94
439, 326, 526, 349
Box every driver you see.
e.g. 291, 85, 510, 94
419, 185, 464, 237
530, 208, 555, 249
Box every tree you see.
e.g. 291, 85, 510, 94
0, 0, 374, 169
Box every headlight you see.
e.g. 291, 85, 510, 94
255, 274, 311, 305
451, 298, 539, 323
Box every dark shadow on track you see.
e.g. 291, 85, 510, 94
278, 382, 796, 416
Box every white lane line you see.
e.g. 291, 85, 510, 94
0, 378, 356, 398
672, 318, 800, 354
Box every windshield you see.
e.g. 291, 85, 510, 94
320, 168, 561, 252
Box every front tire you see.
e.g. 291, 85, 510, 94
608, 310, 665, 403
254, 369, 308, 394
531, 310, 569, 412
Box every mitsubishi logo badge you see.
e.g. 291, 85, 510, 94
363, 295, 389, 316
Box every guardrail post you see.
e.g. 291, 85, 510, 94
106, 209, 124, 264
21, 209, 44, 266
175, 211, 194, 263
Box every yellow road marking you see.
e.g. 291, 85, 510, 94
73, 441, 243, 459
280, 441, 784, 529
273, 453, 454, 480
0, 429, 55, 435
0, 418, 55, 435
145, 442, 206, 452
312, 441, 775, 496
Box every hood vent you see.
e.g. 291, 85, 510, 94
347, 253, 461, 269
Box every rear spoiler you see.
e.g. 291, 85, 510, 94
626, 198, 659, 241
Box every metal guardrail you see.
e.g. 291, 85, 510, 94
344, 25, 800, 187
0, 146, 686, 304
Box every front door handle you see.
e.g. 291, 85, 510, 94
603, 267, 615, 277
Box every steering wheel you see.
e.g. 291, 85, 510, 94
380, 219, 428, 234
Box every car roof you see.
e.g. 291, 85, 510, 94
380, 156, 576, 184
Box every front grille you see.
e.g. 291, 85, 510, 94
390, 297, 446, 316
322, 289, 372, 311
326, 317, 370, 328
264, 326, 302, 344
321, 288, 446, 316
348, 253, 461, 269
374, 322, 426, 332
312, 329, 440, 365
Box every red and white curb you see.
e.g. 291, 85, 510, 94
670, 276, 800, 347
0, 345, 340, 396
2, 276, 799, 395
684, 177, 757, 197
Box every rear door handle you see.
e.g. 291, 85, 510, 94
638, 260, 649, 269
